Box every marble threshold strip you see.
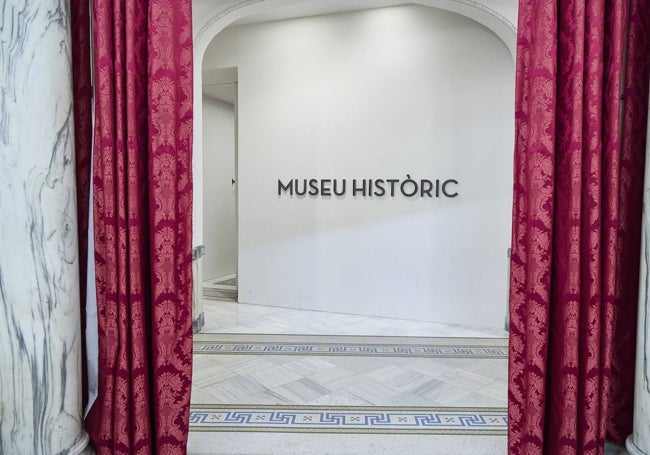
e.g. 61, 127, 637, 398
193, 334, 508, 359
189, 404, 508, 435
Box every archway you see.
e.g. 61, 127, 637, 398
188, 4, 516, 451
191, 0, 517, 336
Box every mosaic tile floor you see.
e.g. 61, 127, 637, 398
191, 299, 510, 453
190, 405, 507, 434
189, 305, 632, 454
194, 334, 508, 359
191, 350, 507, 409
190, 340, 508, 452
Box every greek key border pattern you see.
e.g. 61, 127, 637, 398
189, 405, 507, 434
194, 342, 508, 358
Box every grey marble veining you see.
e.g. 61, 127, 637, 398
191, 350, 507, 408
0, 1, 89, 453
628, 102, 650, 455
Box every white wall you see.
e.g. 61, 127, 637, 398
202, 95, 237, 280
202, 4, 514, 328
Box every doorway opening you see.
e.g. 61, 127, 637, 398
196, 4, 514, 338
202, 67, 238, 302
189, 4, 516, 451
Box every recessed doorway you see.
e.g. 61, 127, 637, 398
190, 4, 514, 452
202, 67, 239, 302
196, 4, 514, 336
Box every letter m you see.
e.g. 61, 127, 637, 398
278, 179, 294, 196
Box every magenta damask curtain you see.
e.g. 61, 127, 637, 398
75, 0, 195, 453
508, 0, 650, 453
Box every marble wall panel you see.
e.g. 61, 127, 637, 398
0, 2, 89, 453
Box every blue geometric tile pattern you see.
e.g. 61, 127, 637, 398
189, 405, 507, 434
194, 342, 507, 358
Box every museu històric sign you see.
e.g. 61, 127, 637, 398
278, 176, 459, 198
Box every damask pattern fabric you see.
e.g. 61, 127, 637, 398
81, 1, 194, 453
608, 0, 650, 442
509, 0, 650, 453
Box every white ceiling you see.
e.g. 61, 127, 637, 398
203, 67, 238, 104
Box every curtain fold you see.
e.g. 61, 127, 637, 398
508, 0, 650, 453
609, 0, 650, 441
78, 0, 194, 453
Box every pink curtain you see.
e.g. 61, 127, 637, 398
79, 1, 195, 453
508, 0, 650, 453
609, 0, 650, 441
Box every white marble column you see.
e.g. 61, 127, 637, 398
627, 91, 650, 455
0, 2, 90, 454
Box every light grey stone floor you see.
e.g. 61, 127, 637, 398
190, 300, 631, 454
191, 353, 507, 407
192, 300, 510, 453
187, 432, 508, 455
201, 298, 508, 338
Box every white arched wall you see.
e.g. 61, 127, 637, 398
191, 0, 517, 329
192, 0, 517, 248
